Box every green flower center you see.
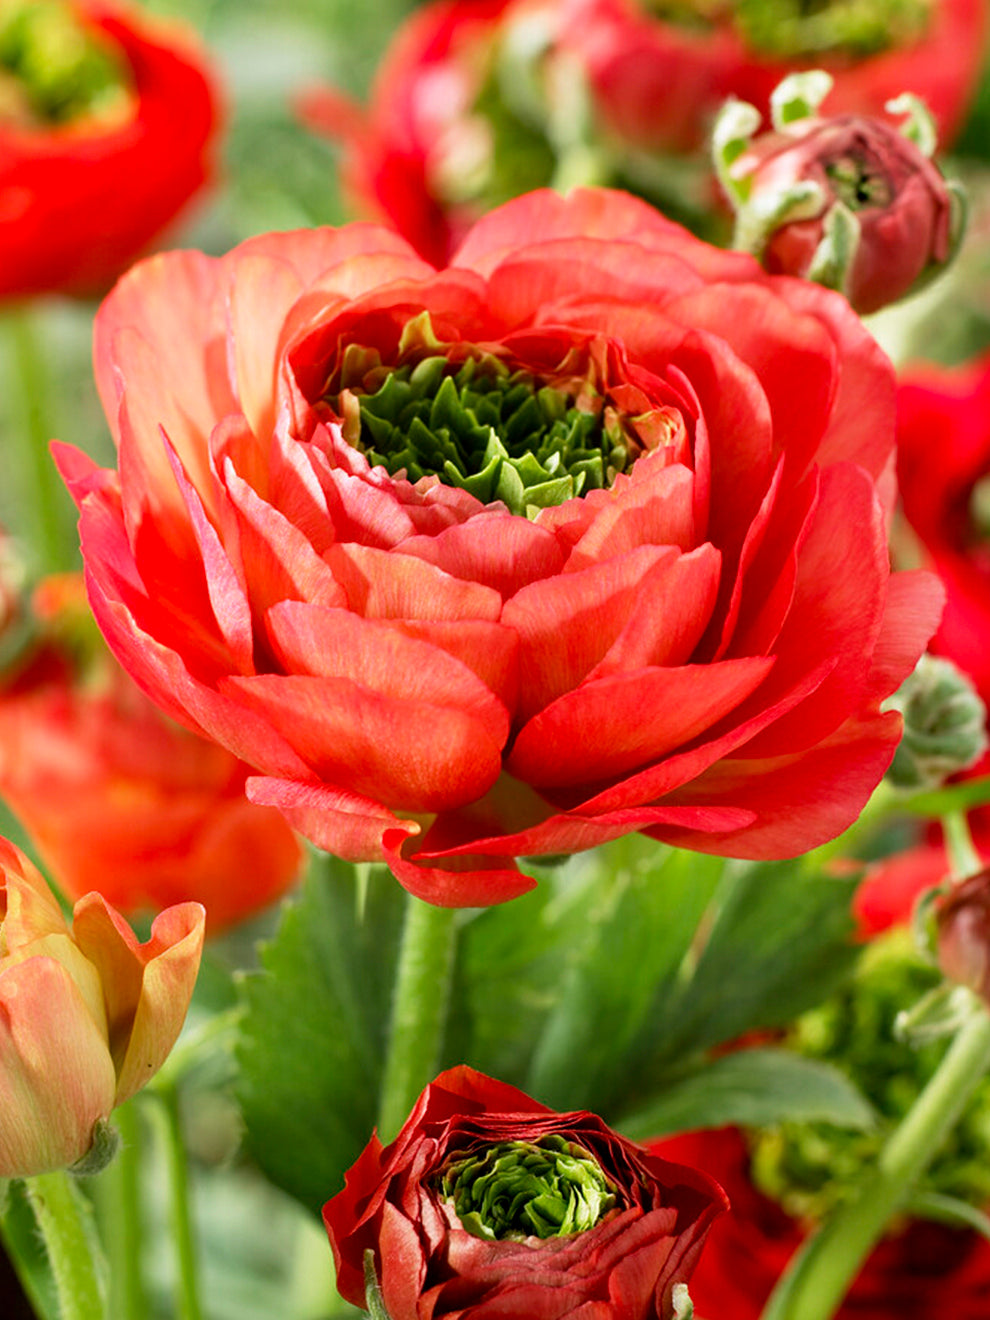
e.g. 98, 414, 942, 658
646, 0, 932, 58
750, 930, 990, 1221
733, 0, 932, 58
0, 0, 133, 129
436, 1135, 617, 1241
825, 155, 893, 212
332, 317, 684, 517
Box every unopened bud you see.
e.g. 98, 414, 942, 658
883, 655, 988, 791
936, 869, 990, 1007
714, 71, 965, 314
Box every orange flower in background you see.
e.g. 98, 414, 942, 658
0, 836, 204, 1177
0, 573, 302, 931
0, 0, 219, 299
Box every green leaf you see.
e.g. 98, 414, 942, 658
523, 839, 725, 1111
618, 1048, 876, 1141
644, 855, 860, 1069
900, 773, 990, 817
236, 852, 406, 1216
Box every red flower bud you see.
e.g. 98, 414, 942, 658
716, 73, 963, 313
936, 869, 990, 1006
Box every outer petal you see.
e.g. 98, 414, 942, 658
70, 895, 205, 1103
0, 957, 117, 1177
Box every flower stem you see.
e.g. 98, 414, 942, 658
943, 810, 982, 878
4, 306, 70, 574
92, 1102, 146, 1320
153, 1086, 204, 1320
22, 1171, 107, 1320
377, 894, 457, 1142
759, 1003, 990, 1320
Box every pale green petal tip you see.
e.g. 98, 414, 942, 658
806, 200, 862, 295
886, 91, 938, 158
770, 69, 834, 130
712, 97, 762, 203
733, 179, 826, 258
672, 1284, 696, 1319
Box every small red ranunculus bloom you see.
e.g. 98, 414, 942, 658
59, 188, 942, 906
0, 0, 219, 299
323, 1065, 728, 1320
0, 573, 302, 932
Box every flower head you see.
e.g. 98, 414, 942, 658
323, 1065, 727, 1320
59, 188, 943, 906
715, 72, 963, 313
0, 838, 204, 1177
0, 0, 220, 298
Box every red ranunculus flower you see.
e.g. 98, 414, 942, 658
323, 1065, 728, 1320
59, 188, 943, 906
0, 574, 302, 932
651, 1126, 990, 1320
0, 0, 219, 299
300, 0, 985, 265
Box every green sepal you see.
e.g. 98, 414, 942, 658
894, 983, 981, 1047
363, 1250, 392, 1320
672, 1284, 695, 1319
887, 91, 938, 158
902, 1190, 990, 1240
711, 97, 763, 205
733, 180, 826, 260
67, 1118, 120, 1178
769, 69, 834, 130
806, 200, 861, 296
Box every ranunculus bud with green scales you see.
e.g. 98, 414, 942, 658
714, 69, 965, 313
882, 654, 988, 792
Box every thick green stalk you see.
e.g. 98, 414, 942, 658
153, 1086, 204, 1320
376, 895, 457, 1142
759, 1004, 990, 1320
92, 1103, 146, 1320
22, 1172, 107, 1320
5, 307, 69, 574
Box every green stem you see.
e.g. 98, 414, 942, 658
759, 1004, 990, 1320
376, 894, 457, 1142
153, 1086, 203, 1320
92, 1103, 146, 1320
942, 810, 982, 879
5, 307, 68, 574
22, 1172, 107, 1320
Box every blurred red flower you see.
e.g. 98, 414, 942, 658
324, 1065, 728, 1320
0, 574, 302, 931
0, 0, 219, 299
898, 353, 990, 707
300, 0, 985, 265
651, 1126, 990, 1320
59, 188, 941, 906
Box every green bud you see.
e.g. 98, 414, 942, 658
437, 1136, 616, 1241
68, 1117, 120, 1178
883, 655, 989, 792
